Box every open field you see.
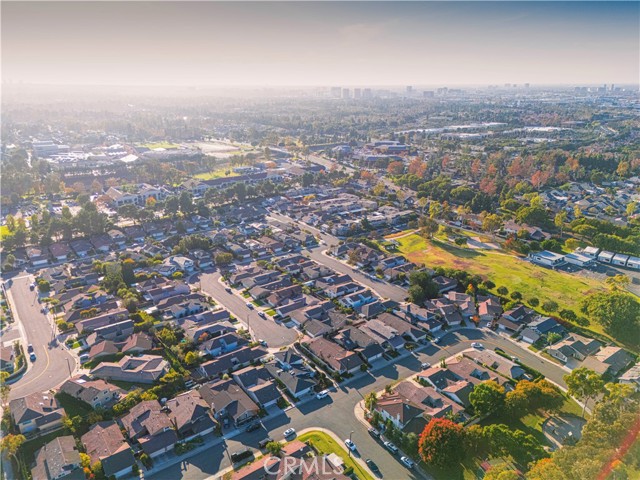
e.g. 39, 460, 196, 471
140, 141, 181, 149
390, 232, 607, 333
297, 431, 374, 480
194, 168, 240, 180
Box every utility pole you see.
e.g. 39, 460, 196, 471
348, 431, 354, 457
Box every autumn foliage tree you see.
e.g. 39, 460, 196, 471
418, 418, 465, 466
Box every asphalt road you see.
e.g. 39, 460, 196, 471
195, 271, 298, 348
150, 329, 569, 480
4, 273, 77, 400
268, 211, 408, 302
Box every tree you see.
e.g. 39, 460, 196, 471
497, 286, 509, 296
156, 328, 178, 346
581, 291, 640, 345
0, 434, 26, 460
555, 211, 568, 238
542, 300, 558, 313
482, 213, 502, 237
469, 381, 505, 416
408, 271, 440, 304
418, 216, 439, 239
0, 372, 11, 406
418, 418, 465, 467
215, 252, 234, 266
365, 392, 378, 411
564, 367, 604, 417
484, 463, 520, 480
265, 441, 283, 456
184, 351, 200, 366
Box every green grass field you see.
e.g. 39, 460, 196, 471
297, 431, 375, 480
194, 168, 239, 180
141, 141, 180, 149
391, 232, 607, 334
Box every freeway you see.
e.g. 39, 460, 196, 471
195, 271, 298, 348
149, 328, 569, 480
4, 273, 77, 400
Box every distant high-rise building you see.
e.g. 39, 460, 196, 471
342, 88, 350, 99
330, 87, 341, 98
354, 88, 362, 99
406, 85, 413, 94
363, 88, 372, 98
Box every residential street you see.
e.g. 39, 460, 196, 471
195, 271, 299, 348
149, 328, 569, 480
3, 273, 77, 400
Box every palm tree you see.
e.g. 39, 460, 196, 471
365, 392, 378, 411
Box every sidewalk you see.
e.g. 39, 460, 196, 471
209, 427, 376, 480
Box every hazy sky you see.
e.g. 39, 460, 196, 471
2, 1, 638, 86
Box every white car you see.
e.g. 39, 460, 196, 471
471, 342, 484, 350
284, 428, 296, 438
316, 390, 330, 400
246, 302, 254, 309
384, 441, 398, 454
401, 456, 415, 469
344, 439, 356, 451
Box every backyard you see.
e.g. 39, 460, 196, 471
297, 431, 374, 480
389, 232, 608, 335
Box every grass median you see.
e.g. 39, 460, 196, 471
297, 431, 374, 480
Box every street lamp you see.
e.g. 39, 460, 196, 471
348, 431, 354, 458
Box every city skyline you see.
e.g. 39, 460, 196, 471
2, 1, 639, 87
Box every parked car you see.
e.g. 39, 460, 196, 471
284, 428, 296, 438
421, 362, 431, 369
245, 422, 260, 432
225, 287, 232, 293
259, 339, 268, 347
471, 342, 484, 349
27, 344, 34, 353
316, 390, 330, 400
384, 441, 398, 454
258, 311, 266, 318
29, 283, 36, 291
365, 459, 380, 473
246, 302, 254, 309
401, 456, 415, 469
368, 428, 380, 438
29, 352, 36, 362
344, 439, 356, 451
258, 437, 273, 449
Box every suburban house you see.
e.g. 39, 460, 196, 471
619, 363, 640, 391
198, 379, 259, 427
119, 400, 178, 458
164, 390, 217, 440
90, 354, 169, 384
59, 375, 123, 408
375, 380, 463, 430
81, 421, 136, 479
198, 347, 268, 379
10, 392, 65, 434
547, 335, 603, 363
233, 366, 282, 409
304, 337, 364, 375
31, 436, 83, 480
264, 363, 317, 399
520, 317, 566, 344
582, 346, 635, 376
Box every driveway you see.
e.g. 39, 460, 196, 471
3, 273, 77, 400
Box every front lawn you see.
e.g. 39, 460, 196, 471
194, 168, 239, 180
392, 232, 608, 336
297, 431, 375, 480
265, 309, 277, 316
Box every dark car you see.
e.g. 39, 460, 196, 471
230, 449, 253, 463
225, 287, 232, 293
366, 459, 380, 473
258, 437, 273, 449
245, 422, 260, 433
